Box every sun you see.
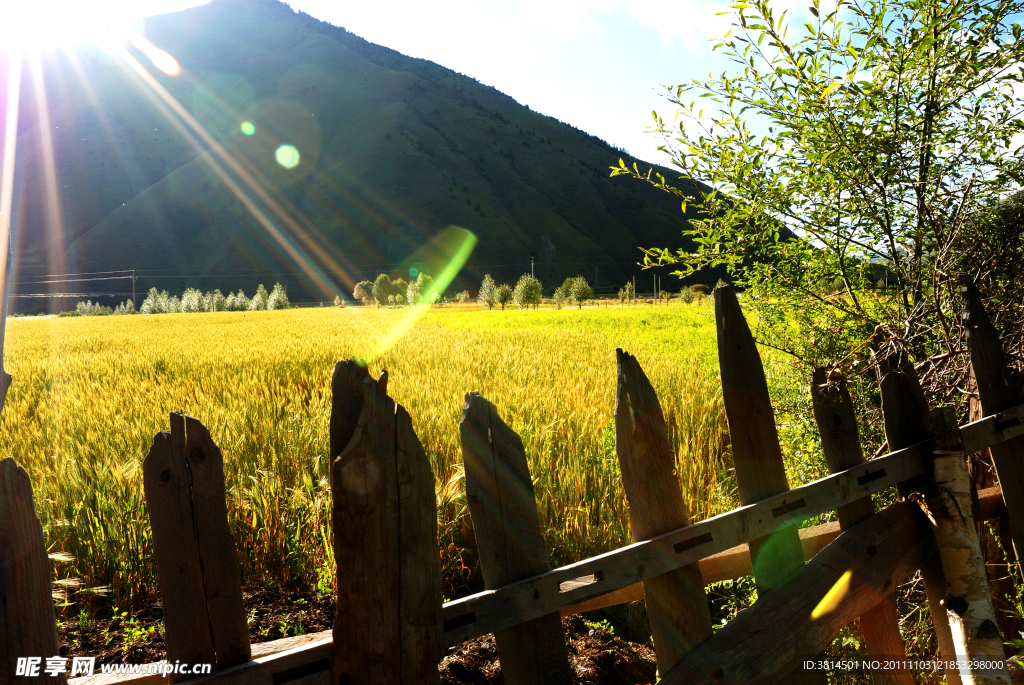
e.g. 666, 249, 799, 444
0, 2, 135, 52
0, 1, 207, 54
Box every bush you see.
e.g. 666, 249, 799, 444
478, 275, 497, 309
680, 288, 696, 304
512, 274, 542, 309
454, 290, 470, 304
690, 284, 711, 296
495, 284, 513, 310
267, 283, 289, 310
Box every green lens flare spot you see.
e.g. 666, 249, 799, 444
275, 144, 300, 169
408, 267, 419, 278
240, 121, 255, 136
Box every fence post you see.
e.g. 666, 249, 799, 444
0, 458, 65, 684
331, 361, 442, 685
960, 277, 1024, 560
614, 349, 713, 673
459, 392, 572, 685
810, 368, 913, 685
714, 286, 827, 684
142, 412, 250, 679
874, 336, 1009, 684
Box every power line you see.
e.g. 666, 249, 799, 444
17, 275, 135, 286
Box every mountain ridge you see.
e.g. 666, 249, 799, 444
8, 0, 712, 309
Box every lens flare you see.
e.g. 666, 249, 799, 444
358, 226, 477, 364
811, 569, 853, 620
127, 33, 180, 76
240, 121, 255, 136
275, 144, 300, 169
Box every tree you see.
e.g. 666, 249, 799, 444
614, 0, 1024, 369
372, 274, 392, 308
407, 272, 435, 306
478, 275, 497, 309
495, 284, 513, 310
553, 284, 568, 309
566, 276, 593, 309
267, 283, 290, 310
352, 281, 373, 306
250, 284, 270, 310
618, 281, 635, 304
454, 290, 470, 304
513, 274, 542, 309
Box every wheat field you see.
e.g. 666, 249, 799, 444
1, 304, 735, 611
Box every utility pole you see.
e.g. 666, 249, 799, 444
632, 275, 635, 306
531, 258, 534, 278
132, 270, 136, 309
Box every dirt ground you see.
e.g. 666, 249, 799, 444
57, 590, 656, 685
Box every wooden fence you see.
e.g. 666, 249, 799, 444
4, 282, 1024, 685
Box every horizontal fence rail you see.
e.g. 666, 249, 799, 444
441, 401, 1024, 646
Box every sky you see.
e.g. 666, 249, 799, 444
4, 0, 773, 165
270, 0, 744, 165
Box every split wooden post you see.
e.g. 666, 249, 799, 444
614, 349, 713, 672
961, 277, 1024, 560
874, 336, 1008, 684
659, 501, 937, 685
330, 361, 442, 685
459, 392, 572, 685
810, 368, 913, 685
714, 285, 826, 684
142, 413, 250, 679
0, 458, 65, 685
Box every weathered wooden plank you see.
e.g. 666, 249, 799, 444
459, 392, 571, 685
143, 421, 216, 678
183, 415, 250, 669
614, 349, 712, 671
142, 414, 249, 676
0, 457, 65, 685
810, 368, 912, 685
659, 501, 936, 685
715, 285, 825, 684
68, 634, 335, 685
396, 405, 444, 681
715, 286, 807, 593
330, 360, 441, 685
873, 338, 962, 685
961, 277, 1024, 564
558, 521, 842, 616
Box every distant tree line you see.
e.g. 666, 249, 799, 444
66, 284, 291, 316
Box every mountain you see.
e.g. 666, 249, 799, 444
7, 0, 713, 309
